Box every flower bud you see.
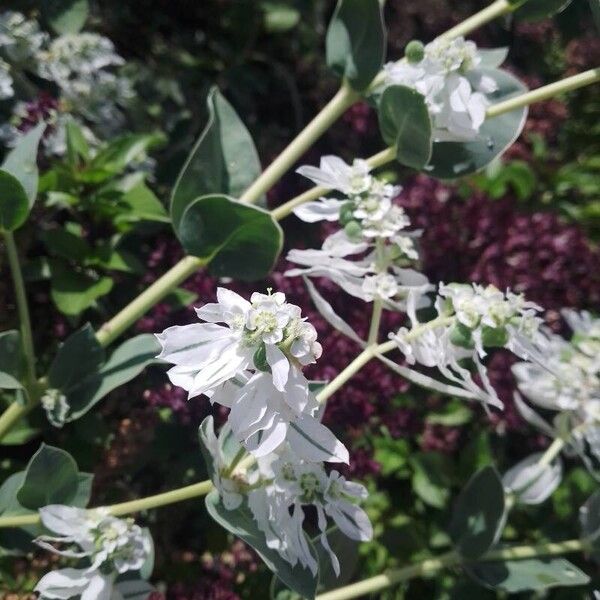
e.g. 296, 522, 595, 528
405, 40, 425, 64
339, 201, 356, 226
252, 343, 271, 372
344, 220, 362, 242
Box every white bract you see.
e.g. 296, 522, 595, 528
0, 57, 13, 99
383, 37, 500, 141
502, 453, 562, 505
248, 447, 373, 576
391, 283, 544, 408
0, 11, 47, 63
157, 288, 348, 462
513, 310, 600, 472
34, 505, 152, 600
289, 155, 431, 320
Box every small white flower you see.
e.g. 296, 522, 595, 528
41, 388, 70, 428
0, 58, 13, 100
0, 11, 47, 63
362, 273, 399, 301
246, 291, 294, 345
361, 205, 411, 239
296, 155, 372, 196
34, 505, 152, 600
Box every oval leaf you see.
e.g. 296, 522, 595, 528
178, 194, 283, 281
205, 489, 319, 599
1, 122, 45, 206
0, 170, 29, 232
466, 557, 589, 593
378, 84, 432, 169
449, 465, 506, 560
16, 444, 79, 510
171, 87, 264, 231
43, 0, 89, 34
326, 0, 386, 91
0, 330, 23, 390
425, 69, 528, 179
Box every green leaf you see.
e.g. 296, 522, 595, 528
48, 323, 104, 393
0, 170, 30, 232
449, 466, 506, 560
410, 452, 453, 508
425, 69, 528, 179
373, 437, 410, 478
467, 557, 589, 592
0, 330, 23, 390
170, 87, 264, 230
478, 48, 509, 69
41, 226, 92, 262
59, 334, 160, 422
16, 444, 79, 509
117, 182, 169, 224
43, 0, 89, 34
1, 122, 45, 206
426, 401, 473, 427
378, 85, 432, 169
590, 0, 600, 32
0, 421, 40, 445
65, 118, 90, 164
178, 194, 283, 281
90, 133, 164, 175
49, 261, 114, 316
512, 0, 574, 21
205, 490, 319, 599
326, 0, 386, 91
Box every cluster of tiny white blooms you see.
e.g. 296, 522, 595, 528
382, 36, 499, 142
157, 288, 348, 463
512, 309, 600, 467
391, 283, 544, 408
0, 57, 12, 99
40, 388, 70, 428
287, 155, 430, 308
201, 419, 372, 577
34, 505, 152, 599
0, 11, 47, 64
0, 11, 133, 151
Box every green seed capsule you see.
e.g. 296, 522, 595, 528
405, 40, 425, 64
339, 202, 356, 226
253, 343, 271, 372
344, 220, 362, 242
481, 325, 509, 348
449, 322, 475, 349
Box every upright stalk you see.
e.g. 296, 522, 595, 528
3, 232, 36, 386
436, 0, 512, 42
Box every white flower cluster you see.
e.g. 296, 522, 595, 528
513, 309, 600, 471
0, 11, 133, 151
201, 417, 372, 576
391, 283, 543, 407
288, 155, 431, 308
156, 288, 348, 462
34, 505, 152, 599
382, 36, 500, 141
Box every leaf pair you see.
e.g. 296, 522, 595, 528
47, 324, 159, 423
170, 87, 282, 281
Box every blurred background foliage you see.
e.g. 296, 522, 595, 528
1, 0, 599, 598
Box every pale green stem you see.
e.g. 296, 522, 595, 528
316, 540, 587, 600
435, 0, 512, 42
3, 232, 36, 386
486, 67, 600, 119
95, 255, 207, 348
367, 300, 383, 345
316, 340, 396, 404
239, 84, 359, 203
273, 70, 600, 222
0, 479, 215, 528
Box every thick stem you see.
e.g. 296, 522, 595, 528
435, 0, 512, 42
316, 340, 396, 404
0, 479, 215, 528
316, 540, 587, 600
3, 232, 36, 385
239, 84, 359, 203
95, 255, 206, 348
274, 70, 600, 222
367, 300, 383, 345
486, 68, 600, 118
